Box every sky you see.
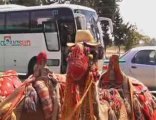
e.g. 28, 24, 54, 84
119, 0, 156, 38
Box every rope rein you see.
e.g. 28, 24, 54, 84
67, 73, 94, 120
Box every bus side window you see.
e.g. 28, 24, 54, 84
43, 21, 59, 51
0, 13, 5, 32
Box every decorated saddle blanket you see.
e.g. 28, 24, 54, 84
98, 74, 156, 120
0, 70, 22, 98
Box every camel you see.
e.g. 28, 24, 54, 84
98, 55, 156, 120
0, 72, 66, 120
61, 40, 102, 120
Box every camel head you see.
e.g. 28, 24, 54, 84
66, 43, 89, 81
66, 30, 103, 82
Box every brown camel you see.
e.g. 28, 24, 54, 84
61, 42, 101, 120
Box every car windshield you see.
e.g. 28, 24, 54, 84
120, 50, 130, 58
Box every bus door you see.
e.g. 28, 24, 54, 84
43, 20, 61, 73
0, 46, 4, 72
57, 20, 76, 73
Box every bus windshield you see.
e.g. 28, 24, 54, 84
74, 9, 100, 42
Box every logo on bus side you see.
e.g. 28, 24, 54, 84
0, 36, 31, 46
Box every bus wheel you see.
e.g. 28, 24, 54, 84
26, 57, 37, 77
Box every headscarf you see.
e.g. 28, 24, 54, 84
37, 51, 47, 65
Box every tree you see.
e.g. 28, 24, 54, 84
113, 9, 127, 53
149, 38, 156, 45
96, 0, 116, 20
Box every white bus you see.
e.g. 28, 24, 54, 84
0, 3, 113, 75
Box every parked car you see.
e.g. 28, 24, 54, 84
103, 46, 156, 90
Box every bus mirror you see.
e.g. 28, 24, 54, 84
98, 17, 113, 33
74, 13, 87, 30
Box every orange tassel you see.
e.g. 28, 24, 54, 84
60, 75, 79, 120
108, 108, 117, 120
133, 97, 145, 120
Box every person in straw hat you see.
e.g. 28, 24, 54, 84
67, 29, 100, 47
67, 29, 104, 64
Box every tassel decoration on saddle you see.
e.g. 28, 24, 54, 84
152, 96, 156, 109
80, 72, 97, 120
108, 107, 117, 120
34, 80, 53, 120
138, 94, 153, 120
133, 96, 145, 120
24, 84, 38, 112
60, 74, 80, 120
124, 98, 131, 117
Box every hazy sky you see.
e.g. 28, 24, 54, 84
119, 0, 156, 38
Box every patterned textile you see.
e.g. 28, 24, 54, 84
98, 88, 128, 120
98, 73, 156, 120
0, 80, 30, 120
130, 78, 156, 120
33, 58, 63, 120
34, 80, 53, 120
98, 55, 156, 120
0, 70, 22, 97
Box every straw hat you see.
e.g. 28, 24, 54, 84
67, 30, 100, 47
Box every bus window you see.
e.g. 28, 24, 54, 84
31, 10, 53, 32
6, 12, 29, 32
43, 21, 59, 51
0, 13, 5, 32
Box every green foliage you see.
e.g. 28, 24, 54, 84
113, 8, 152, 51
113, 9, 132, 51
16, 0, 38, 6
97, 0, 116, 19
